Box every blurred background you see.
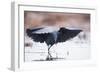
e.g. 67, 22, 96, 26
24, 11, 90, 31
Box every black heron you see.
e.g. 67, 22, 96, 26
26, 27, 82, 60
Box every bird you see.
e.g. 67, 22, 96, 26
26, 27, 82, 61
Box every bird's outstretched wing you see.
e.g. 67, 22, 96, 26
26, 29, 49, 43
56, 28, 82, 43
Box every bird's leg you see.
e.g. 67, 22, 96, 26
48, 46, 52, 58
46, 45, 53, 60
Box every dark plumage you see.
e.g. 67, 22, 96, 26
26, 27, 82, 60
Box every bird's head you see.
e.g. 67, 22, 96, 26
59, 27, 68, 32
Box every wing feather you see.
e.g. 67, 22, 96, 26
56, 28, 82, 43
26, 29, 55, 46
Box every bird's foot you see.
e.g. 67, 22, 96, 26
46, 56, 53, 61
46, 57, 53, 61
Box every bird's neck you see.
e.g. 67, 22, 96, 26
52, 31, 59, 42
